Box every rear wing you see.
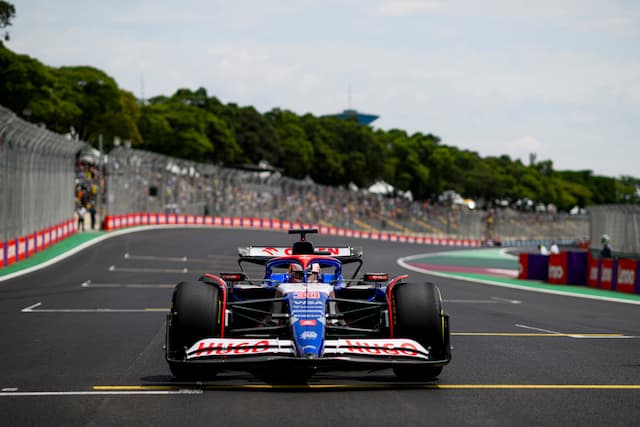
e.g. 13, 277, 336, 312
238, 246, 362, 258
237, 246, 364, 279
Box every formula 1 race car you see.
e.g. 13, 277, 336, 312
165, 229, 451, 380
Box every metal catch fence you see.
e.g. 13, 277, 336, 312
589, 205, 640, 256
0, 105, 86, 243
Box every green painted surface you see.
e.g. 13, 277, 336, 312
0, 232, 104, 277
411, 249, 519, 269
435, 271, 640, 302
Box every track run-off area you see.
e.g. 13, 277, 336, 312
1, 227, 639, 426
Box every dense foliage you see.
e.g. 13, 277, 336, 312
1, 41, 638, 210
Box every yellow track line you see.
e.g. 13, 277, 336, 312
94, 384, 640, 391
452, 333, 625, 337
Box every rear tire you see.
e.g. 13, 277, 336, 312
167, 280, 221, 379
391, 281, 449, 380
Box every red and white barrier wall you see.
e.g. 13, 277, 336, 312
1, 218, 77, 268
102, 213, 482, 247
519, 251, 640, 295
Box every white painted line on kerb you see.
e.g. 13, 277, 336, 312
109, 266, 188, 274
21, 302, 169, 313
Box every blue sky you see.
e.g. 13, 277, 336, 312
7, 0, 640, 178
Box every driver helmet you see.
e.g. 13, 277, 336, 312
288, 263, 304, 282
307, 263, 321, 282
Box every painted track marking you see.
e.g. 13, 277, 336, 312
445, 297, 521, 304
109, 266, 188, 273
515, 323, 637, 339
21, 302, 168, 313
81, 280, 174, 289
123, 253, 214, 264
2, 384, 640, 396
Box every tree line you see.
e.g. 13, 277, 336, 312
1, 41, 638, 210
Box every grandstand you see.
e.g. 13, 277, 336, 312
0, 103, 598, 261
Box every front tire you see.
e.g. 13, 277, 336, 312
167, 280, 221, 378
391, 281, 449, 380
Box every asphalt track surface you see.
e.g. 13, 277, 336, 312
1, 228, 640, 426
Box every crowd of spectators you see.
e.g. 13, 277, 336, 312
74, 160, 100, 230
99, 149, 589, 241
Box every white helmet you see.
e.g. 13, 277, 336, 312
601, 234, 610, 244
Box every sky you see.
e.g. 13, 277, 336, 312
7, 0, 640, 178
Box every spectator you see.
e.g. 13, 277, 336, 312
87, 203, 97, 230
550, 240, 560, 254
77, 205, 87, 232
538, 244, 549, 255
600, 234, 613, 258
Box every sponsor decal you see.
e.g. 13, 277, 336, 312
323, 339, 429, 359
262, 247, 279, 256
617, 268, 635, 286
601, 267, 612, 282
589, 266, 599, 281
292, 291, 321, 299
300, 331, 318, 340
300, 319, 317, 326
342, 339, 419, 356
548, 266, 564, 280
291, 299, 323, 306
189, 339, 269, 357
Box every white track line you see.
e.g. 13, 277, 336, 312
444, 297, 522, 304
123, 253, 213, 264
124, 253, 187, 262
515, 323, 637, 339
109, 266, 188, 273
21, 302, 168, 313
0, 390, 202, 396
81, 281, 174, 289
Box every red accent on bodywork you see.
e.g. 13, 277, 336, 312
386, 274, 409, 338
204, 274, 228, 338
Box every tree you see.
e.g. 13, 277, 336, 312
0, 1, 15, 41
266, 109, 313, 178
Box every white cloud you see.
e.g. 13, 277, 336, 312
375, 1, 441, 16
6, 0, 640, 177
506, 136, 541, 163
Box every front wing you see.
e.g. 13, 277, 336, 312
166, 337, 450, 371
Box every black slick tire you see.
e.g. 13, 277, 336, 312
167, 280, 221, 379
391, 281, 449, 380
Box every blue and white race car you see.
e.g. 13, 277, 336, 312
165, 229, 451, 380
